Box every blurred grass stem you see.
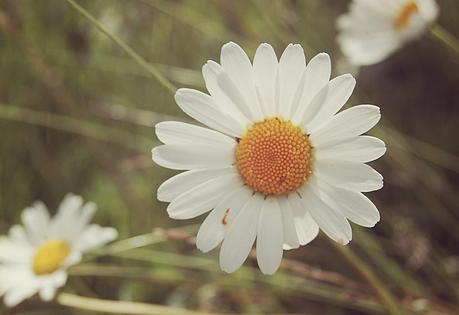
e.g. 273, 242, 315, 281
65, 0, 177, 94
430, 25, 459, 55
332, 243, 403, 315
56, 293, 217, 315
0, 104, 149, 151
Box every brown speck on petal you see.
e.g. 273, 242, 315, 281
222, 208, 230, 225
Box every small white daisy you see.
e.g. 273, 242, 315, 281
152, 42, 386, 274
0, 194, 118, 307
337, 0, 439, 66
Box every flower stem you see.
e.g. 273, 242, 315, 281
430, 24, 459, 56
56, 293, 216, 315
332, 243, 403, 315
65, 0, 177, 94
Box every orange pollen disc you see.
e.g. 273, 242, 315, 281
394, 1, 419, 29
235, 117, 313, 196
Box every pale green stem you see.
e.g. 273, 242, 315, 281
332, 243, 403, 315
430, 24, 459, 56
65, 0, 177, 94
0, 104, 151, 151
56, 293, 217, 315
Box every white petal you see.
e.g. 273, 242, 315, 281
216, 72, 257, 123
157, 167, 237, 202
286, 193, 319, 246
278, 197, 300, 250
196, 186, 253, 253
175, 88, 245, 138
314, 159, 383, 192
152, 144, 235, 170
296, 83, 329, 127
292, 53, 331, 124
4, 287, 37, 307
167, 174, 242, 219
21, 201, 50, 244
220, 42, 263, 121
311, 105, 381, 147
155, 121, 237, 147
253, 43, 278, 116
316, 136, 386, 163
0, 237, 32, 264
300, 183, 352, 245
72, 225, 118, 252
219, 193, 263, 273
317, 180, 380, 227
39, 287, 56, 302
256, 197, 284, 275
278, 44, 306, 118
202, 61, 252, 124
307, 74, 356, 132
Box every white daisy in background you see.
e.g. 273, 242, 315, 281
152, 42, 386, 275
0, 194, 118, 307
337, 0, 439, 66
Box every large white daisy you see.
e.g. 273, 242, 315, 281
337, 0, 439, 66
152, 42, 385, 275
0, 194, 118, 307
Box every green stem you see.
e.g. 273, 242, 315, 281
430, 25, 459, 55
332, 243, 403, 315
56, 293, 217, 315
0, 104, 151, 151
65, 0, 177, 94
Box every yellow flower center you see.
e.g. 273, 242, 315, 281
394, 1, 419, 29
235, 117, 313, 196
33, 240, 71, 275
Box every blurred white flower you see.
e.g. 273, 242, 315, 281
0, 194, 118, 307
337, 0, 439, 66
152, 42, 385, 275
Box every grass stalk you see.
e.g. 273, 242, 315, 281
430, 24, 459, 55
332, 243, 403, 315
0, 104, 150, 151
65, 0, 177, 94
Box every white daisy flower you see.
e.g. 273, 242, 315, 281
0, 194, 118, 307
152, 42, 386, 275
337, 0, 439, 66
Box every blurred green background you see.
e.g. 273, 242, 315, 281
0, 0, 458, 314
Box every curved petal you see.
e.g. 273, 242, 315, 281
175, 88, 245, 138
157, 167, 237, 202
314, 159, 383, 192
220, 42, 263, 121
310, 105, 381, 147
307, 74, 356, 132
196, 186, 253, 253
300, 183, 352, 245
316, 136, 386, 163
152, 144, 235, 170
253, 43, 278, 116
202, 61, 252, 126
316, 180, 380, 227
278, 44, 306, 118
256, 197, 284, 275
167, 174, 242, 220
292, 52, 331, 124
278, 197, 300, 250
219, 193, 264, 273
155, 121, 237, 147
286, 193, 319, 246
72, 225, 118, 252
21, 202, 50, 245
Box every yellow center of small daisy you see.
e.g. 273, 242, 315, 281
235, 117, 313, 196
33, 240, 71, 275
394, 1, 419, 29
